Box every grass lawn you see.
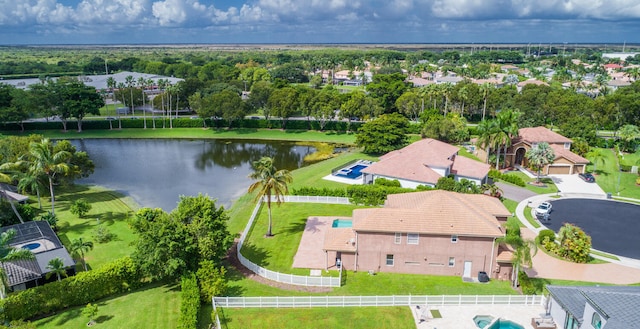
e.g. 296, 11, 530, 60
241, 202, 362, 275
503, 171, 558, 194
9, 128, 358, 145
587, 148, 640, 199
215, 307, 415, 329
523, 206, 542, 228
36, 184, 138, 270
35, 281, 180, 329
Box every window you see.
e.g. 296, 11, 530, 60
591, 313, 602, 329
407, 233, 419, 245
386, 254, 394, 266
394, 233, 401, 244
451, 235, 458, 243
564, 142, 571, 149
448, 257, 455, 267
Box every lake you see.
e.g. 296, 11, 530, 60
73, 139, 315, 211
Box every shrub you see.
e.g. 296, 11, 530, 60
557, 223, 592, 263
636, 176, 640, 185
39, 212, 58, 230
70, 199, 92, 218
290, 187, 347, 197
518, 271, 536, 295
374, 178, 401, 187
93, 225, 117, 243
177, 273, 200, 329
488, 170, 526, 187
0, 257, 142, 321
196, 261, 227, 303
346, 184, 416, 206
435, 176, 457, 191
536, 229, 556, 245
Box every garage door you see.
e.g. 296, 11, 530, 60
548, 165, 571, 174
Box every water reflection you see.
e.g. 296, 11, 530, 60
73, 139, 314, 211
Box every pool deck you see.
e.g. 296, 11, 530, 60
413, 304, 545, 329
292, 216, 350, 270
322, 174, 364, 185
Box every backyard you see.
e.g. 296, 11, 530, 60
586, 147, 640, 199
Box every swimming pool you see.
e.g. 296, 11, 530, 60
21, 242, 42, 251
474, 315, 494, 328
335, 164, 368, 179
487, 319, 524, 329
332, 219, 353, 228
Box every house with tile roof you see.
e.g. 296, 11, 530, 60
322, 190, 514, 280
545, 285, 640, 329
503, 127, 589, 175
361, 138, 490, 188
0, 221, 75, 292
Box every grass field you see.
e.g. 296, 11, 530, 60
586, 148, 640, 199
35, 281, 180, 329
9, 127, 358, 145
504, 171, 558, 194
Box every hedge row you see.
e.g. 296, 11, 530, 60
292, 183, 433, 206
488, 169, 526, 187
0, 118, 363, 132
177, 273, 200, 329
0, 257, 143, 321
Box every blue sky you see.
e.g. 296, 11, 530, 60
1, 0, 639, 45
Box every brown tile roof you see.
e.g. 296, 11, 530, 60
517, 127, 572, 144
323, 228, 357, 252
361, 139, 489, 184
517, 79, 549, 87
353, 190, 506, 238
549, 144, 589, 164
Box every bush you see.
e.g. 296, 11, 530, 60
70, 199, 92, 218
346, 184, 416, 206
488, 169, 526, 187
0, 257, 142, 321
290, 187, 347, 197
196, 261, 227, 303
177, 273, 200, 329
93, 225, 116, 243
536, 229, 556, 245
39, 212, 58, 229
518, 271, 536, 295
374, 178, 401, 187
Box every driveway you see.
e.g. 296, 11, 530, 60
495, 182, 537, 202
549, 174, 606, 196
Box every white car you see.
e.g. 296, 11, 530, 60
535, 202, 552, 217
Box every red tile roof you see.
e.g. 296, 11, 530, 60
517, 127, 572, 144
549, 144, 589, 164
353, 190, 506, 237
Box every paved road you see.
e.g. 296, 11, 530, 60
496, 182, 537, 202
541, 198, 640, 259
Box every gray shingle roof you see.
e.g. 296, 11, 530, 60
547, 285, 640, 329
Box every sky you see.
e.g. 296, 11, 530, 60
0, 0, 639, 45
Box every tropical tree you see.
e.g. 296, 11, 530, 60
0, 165, 26, 223
23, 139, 71, 215
479, 82, 493, 121
557, 223, 592, 263
106, 77, 121, 129
0, 229, 35, 298
495, 109, 520, 169
526, 142, 556, 183
70, 237, 94, 272
137, 77, 148, 129
45, 257, 67, 281
125, 75, 135, 117
248, 157, 293, 237
475, 119, 498, 164
496, 221, 536, 288
356, 113, 410, 154
16, 169, 46, 210
586, 148, 607, 173
82, 303, 99, 326
618, 124, 640, 152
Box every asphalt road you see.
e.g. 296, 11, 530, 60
496, 182, 537, 202
541, 199, 640, 259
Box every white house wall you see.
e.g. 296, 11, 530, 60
582, 302, 606, 329
548, 297, 568, 329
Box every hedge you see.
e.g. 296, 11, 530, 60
0, 257, 143, 321
177, 273, 200, 329
488, 169, 526, 187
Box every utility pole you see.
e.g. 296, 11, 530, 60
104, 59, 108, 75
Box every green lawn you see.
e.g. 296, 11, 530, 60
587, 148, 640, 199
35, 281, 180, 329
36, 184, 138, 270
503, 171, 558, 194
9, 128, 358, 145
523, 206, 542, 228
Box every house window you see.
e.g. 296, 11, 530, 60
564, 142, 571, 149
591, 313, 602, 329
451, 235, 458, 243
407, 233, 419, 245
448, 257, 455, 267
386, 254, 394, 266
394, 233, 401, 244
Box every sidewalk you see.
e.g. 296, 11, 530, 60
515, 193, 640, 284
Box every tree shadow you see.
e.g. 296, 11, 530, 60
239, 242, 270, 268
282, 218, 308, 234
95, 314, 114, 323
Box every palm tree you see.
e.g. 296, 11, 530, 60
137, 77, 148, 129
70, 237, 94, 272
147, 79, 156, 129
116, 82, 127, 123
24, 139, 71, 216
526, 142, 556, 183
479, 82, 492, 121
496, 110, 520, 169
475, 119, 497, 164
618, 124, 640, 152
0, 229, 35, 298
17, 169, 46, 210
125, 75, 135, 117
0, 169, 25, 224
45, 257, 68, 281
496, 221, 536, 288
586, 148, 607, 173
248, 157, 293, 237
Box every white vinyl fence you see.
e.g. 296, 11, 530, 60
213, 295, 546, 308
236, 196, 348, 288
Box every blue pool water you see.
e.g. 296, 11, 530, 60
335, 164, 368, 179
474, 315, 494, 328
487, 319, 524, 329
22, 243, 41, 251
332, 219, 353, 228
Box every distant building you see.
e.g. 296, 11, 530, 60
602, 52, 640, 61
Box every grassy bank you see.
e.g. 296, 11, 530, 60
6, 127, 358, 144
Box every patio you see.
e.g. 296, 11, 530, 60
413, 304, 546, 329
292, 216, 347, 270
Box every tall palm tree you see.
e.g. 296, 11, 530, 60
116, 82, 127, 125
496, 221, 536, 288
496, 110, 520, 169
158, 79, 167, 128
475, 119, 497, 164
0, 229, 35, 298
479, 83, 492, 121
17, 169, 46, 210
147, 79, 156, 129
125, 75, 135, 117
0, 169, 25, 223
248, 157, 293, 237
24, 139, 71, 216
45, 257, 68, 281
586, 148, 607, 173
137, 77, 147, 129
526, 142, 556, 183
70, 237, 94, 272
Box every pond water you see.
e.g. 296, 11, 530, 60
73, 139, 315, 211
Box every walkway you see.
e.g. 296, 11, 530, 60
516, 193, 640, 285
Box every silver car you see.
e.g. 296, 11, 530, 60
535, 202, 552, 217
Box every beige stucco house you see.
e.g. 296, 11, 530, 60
505, 127, 589, 175
323, 190, 515, 280
361, 138, 491, 188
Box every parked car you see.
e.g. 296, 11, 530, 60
578, 172, 596, 183
535, 202, 552, 217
